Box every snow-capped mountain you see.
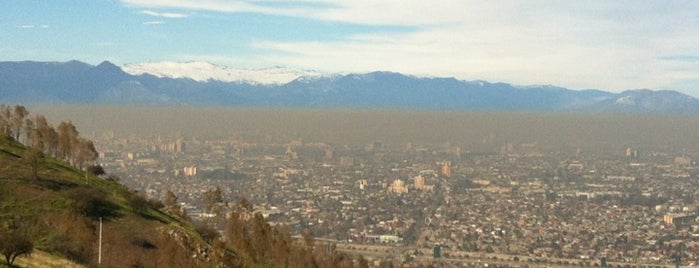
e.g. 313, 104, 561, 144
122, 61, 322, 85
2, 60, 699, 113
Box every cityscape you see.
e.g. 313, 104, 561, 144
5, 1, 699, 267
67, 108, 699, 267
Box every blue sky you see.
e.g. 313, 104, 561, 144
3, 0, 699, 96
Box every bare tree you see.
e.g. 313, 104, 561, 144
57, 121, 79, 162
163, 190, 179, 209
23, 117, 34, 145
34, 115, 58, 157
0, 229, 34, 265
204, 187, 223, 213
10, 105, 28, 141
0, 105, 11, 138
73, 138, 98, 170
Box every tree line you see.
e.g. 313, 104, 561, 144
0, 104, 98, 171
162, 188, 369, 267
213, 197, 366, 268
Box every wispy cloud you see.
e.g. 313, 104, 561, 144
123, 0, 335, 18
140, 10, 188, 18
143, 20, 166, 25
661, 55, 699, 62
16, 24, 49, 29
120, 0, 699, 94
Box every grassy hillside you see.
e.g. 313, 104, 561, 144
11, 250, 84, 268
0, 136, 212, 268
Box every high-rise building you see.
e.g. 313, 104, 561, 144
389, 179, 408, 194
414, 175, 425, 190
674, 155, 693, 166
664, 213, 693, 226
175, 138, 186, 153
183, 166, 197, 177
440, 161, 451, 178
358, 179, 368, 190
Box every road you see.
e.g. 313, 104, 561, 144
318, 240, 677, 268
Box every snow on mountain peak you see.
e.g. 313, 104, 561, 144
615, 95, 636, 105
121, 61, 322, 85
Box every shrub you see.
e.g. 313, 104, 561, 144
67, 187, 120, 220
195, 223, 221, 243
126, 191, 163, 214
126, 191, 151, 214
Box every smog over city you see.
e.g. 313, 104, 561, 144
31, 106, 699, 152
3, 1, 699, 268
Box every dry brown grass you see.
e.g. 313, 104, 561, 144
10, 250, 84, 268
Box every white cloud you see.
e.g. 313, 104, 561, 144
16, 24, 50, 29
143, 20, 166, 25
250, 23, 698, 93
120, 0, 699, 94
140, 10, 188, 18
125, 0, 266, 13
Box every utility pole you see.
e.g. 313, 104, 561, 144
98, 217, 102, 266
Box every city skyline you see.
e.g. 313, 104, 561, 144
3, 1, 699, 96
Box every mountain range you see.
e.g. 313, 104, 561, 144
122, 61, 322, 85
1, 60, 698, 113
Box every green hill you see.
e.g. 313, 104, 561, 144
0, 104, 365, 268
0, 136, 212, 268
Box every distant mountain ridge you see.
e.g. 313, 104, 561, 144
122, 61, 323, 85
1, 60, 698, 113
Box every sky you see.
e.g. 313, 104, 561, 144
3, 0, 699, 96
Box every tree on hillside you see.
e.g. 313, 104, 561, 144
163, 190, 179, 209
33, 115, 58, 156
224, 197, 254, 263
25, 148, 44, 180
67, 187, 120, 220
220, 197, 363, 267
0, 228, 34, 265
22, 117, 34, 145
126, 190, 157, 214
0, 107, 99, 170
10, 105, 28, 141
0, 105, 12, 138
204, 187, 223, 213
56, 121, 79, 162
302, 228, 315, 248
73, 138, 98, 170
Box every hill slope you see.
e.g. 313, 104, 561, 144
0, 136, 212, 268
0, 105, 371, 268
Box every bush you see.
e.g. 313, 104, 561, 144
67, 187, 120, 220
131, 237, 157, 249
126, 191, 164, 214
87, 164, 105, 176
44, 234, 93, 264
195, 223, 221, 243
126, 191, 151, 213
